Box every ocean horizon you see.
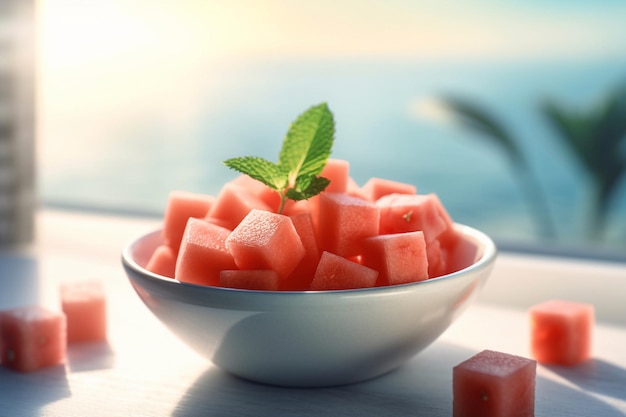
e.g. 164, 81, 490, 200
40, 56, 626, 250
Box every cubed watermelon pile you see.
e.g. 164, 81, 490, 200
146, 159, 465, 291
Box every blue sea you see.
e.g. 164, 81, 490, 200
41, 56, 626, 252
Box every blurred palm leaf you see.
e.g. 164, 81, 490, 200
542, 82, 626, 237
439, 96, 524, 166
438, 95, 556, 239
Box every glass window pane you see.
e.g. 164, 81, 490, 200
37, 1, 626, 256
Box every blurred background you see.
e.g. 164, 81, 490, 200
5, 0, 626, 256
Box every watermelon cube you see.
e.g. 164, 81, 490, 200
453, 350, 537, 417
318, 192, 380, 257
220, 270, 280, 291
283, 199, 315, 218
146, 244, 177, 278
360, 177, 417, 202
320, 158, 350, 193
60, 280, 107, 343
206, 183, 272, 230
529, 299, 594, 365
228, 174, 282, 212
175, 218, 237, 286
226, 209, 305, 280
376, 193, 454, 243
0, 306, 66, 372
162, 191, 215, 253
361, 231, 429, 286
425, 238, 447, 278
310, 251, 378, 291
284, 213, 322, 290
346, 176, 367, 199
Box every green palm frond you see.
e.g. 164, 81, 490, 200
437, 95, 556, 239
542, 81, 626, 237
439, 95, 524, 166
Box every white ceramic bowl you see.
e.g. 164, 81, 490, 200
122, 223, 496, 387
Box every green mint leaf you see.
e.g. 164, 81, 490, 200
279, 102, 335, 186
223, 156, 286, 190
223, 102, 335, 213
286, 175, 330, 201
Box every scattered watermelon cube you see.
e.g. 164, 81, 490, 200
0, 306, 67, 372
162, 190, 215, 253
529, 299, 594, 366
220, 270, 280, 291
175, 218, 237, 286
453, 349, 537, 417
310, 251, 378, 291
318, 192, 380, 257
226, 209, 305, 280
360, 177, 417, 202
60, 280, 107, 344
146, 244, 177, 278
360, 231, 429, 286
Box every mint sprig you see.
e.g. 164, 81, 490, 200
224, 102, 335, 213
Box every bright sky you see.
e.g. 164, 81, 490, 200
39, 0, 626, 63
36, 0, 626, 171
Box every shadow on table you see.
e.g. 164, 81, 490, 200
545, 358, 626, 402
67, 341, 116, 373
172, 342, 625, 417
0, 364, 70, 415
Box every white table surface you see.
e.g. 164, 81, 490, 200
0, 209, 625, 416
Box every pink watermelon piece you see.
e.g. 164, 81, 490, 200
310, 251, 378, 290
376, 193, 454, 243
228, 174, 282, 212
175, 218, 237, 286
226, 209, 305, 280
162, 190, 215, 253
283, 199, 315, 218
425, 238, 447, 278
320, 158, 350, 193
285, 158, 351, 226
361, 231, 429, 286
453, 350, 537, 417
60, 280, 107, 343
206, 183, 272, 230
318, 192, 380, 257
284, 212, 322, 290
146, 244, 177, 278
220, 270, 280, 291
346, 176, 367, 199
0, 306, 66, 372
529, 299, 594, 366
360, 177, 417, 202
444, 230, 479, 275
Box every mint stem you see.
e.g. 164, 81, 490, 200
278, 192, 287, 214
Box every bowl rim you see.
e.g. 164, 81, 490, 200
121, 222, 497, 298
